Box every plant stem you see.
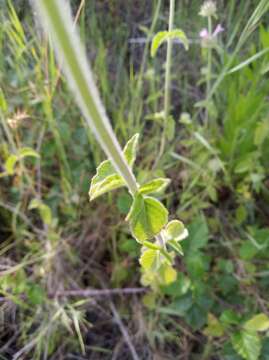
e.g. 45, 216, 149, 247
156, 233, 167, 250
154, 0, 175, 167
205, 15, 212, 127
34, 0, 138, 195
34, 0, 168, 249
133, 0, 162, 129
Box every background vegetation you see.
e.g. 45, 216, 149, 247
1, 0, 269, 359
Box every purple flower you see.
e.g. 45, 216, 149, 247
199, 29, 209, 39
199, 24, 224, 40
213, 24, 224, 37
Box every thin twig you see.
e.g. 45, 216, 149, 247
109, 301, 140, 360
153, 0, 175, 168
52, 287, 146, 298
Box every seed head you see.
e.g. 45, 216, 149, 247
7, 110, 29, 129
199, 1, 217, 17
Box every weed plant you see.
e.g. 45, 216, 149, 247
0, 0, 269, 359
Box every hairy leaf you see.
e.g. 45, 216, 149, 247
90, 174, 125, 201
126, 193, 168, 242
139, 249, 158, 270
160, 264, 177, 285
165, 220, 188, 241
139, 178, 170, 195
89, 134, 139, 200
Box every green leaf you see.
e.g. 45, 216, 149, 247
220, 309, 241, 326
19, 147, 40, 158
139, 178, 170, 195
185, 304, 208, 330
244, 314, 269, 332
165, 220, 188, 241
90, 159, 115, 188
234, 156, 254, 174
4, 148, 40, 176
123, 133, 139, 168
203, 313, 225, 337
232, 331, 261, 360
29, 199, 52, 226
167, 239, 184, 255
183, 216, 208, 253
126, 193, 168, 242
139, 249, 158, 270
151, 31, 168, 57
143, 241, 162, 250
116, 193, 132, 214
254, 120, 269, 146
160, 263, 177, 285
142, 292, 156, 309
5, 154, 18, 175
186, 251, 209, 279
90, 160, 114, 187
167, 116, 175, 141
151, 29, 189, 57
27, 284, 45, 305
89, 134, 139, 200
91, 174, 125, 201
89, 160, 125, 200
239, 241, 258, 260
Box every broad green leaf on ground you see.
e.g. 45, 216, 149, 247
220, 309, 241, 326
151, 29, 189, 57
126, 193, 168, 242
139, 178, 170, 195
186, 251, 209, 279
244, 314, 269, 332
123, 133, 139, 168
232, 331, 261, 360
203, 313, 224, 337
183, 215, 208, 253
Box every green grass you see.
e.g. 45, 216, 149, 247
1, 1, 269, 359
